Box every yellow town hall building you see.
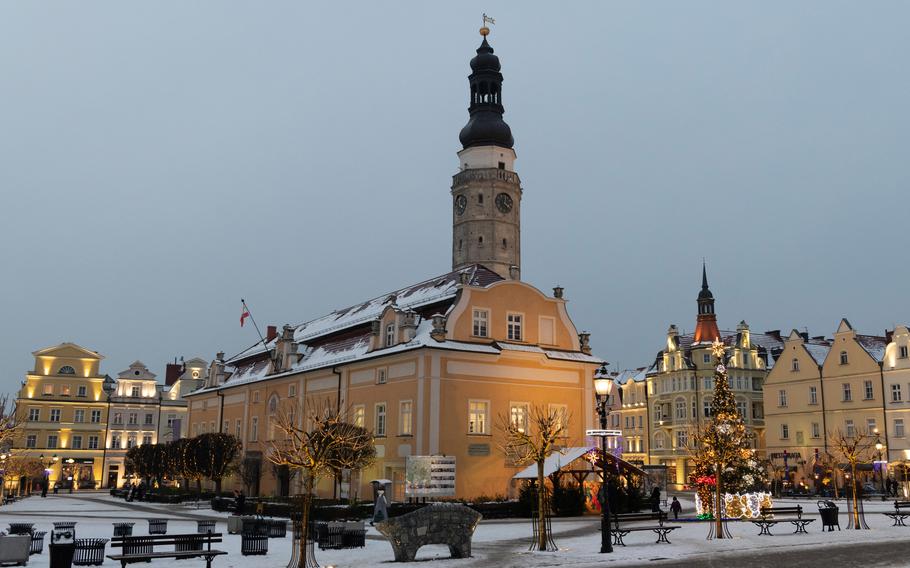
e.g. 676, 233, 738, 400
184, 30, 605, 500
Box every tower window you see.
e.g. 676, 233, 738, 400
458, 239, 463, 251
502, 238, 507, 248
478, 236, 484, 245
478, 193, 483, 204
498, 161, 505, 170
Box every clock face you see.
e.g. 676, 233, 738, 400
455, 195, 467, 215
495, 192, 513, 213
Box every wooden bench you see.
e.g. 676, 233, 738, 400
611, 511, 680, 545
107, 533, 227, 568
884, 501, 910, 526
752, 506, 814, 535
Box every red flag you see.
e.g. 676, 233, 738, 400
240, 301, 250, 327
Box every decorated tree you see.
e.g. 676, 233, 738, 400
169, 437, 204, 492
125, 443, 170, 486
1, 394, 22, 448
268, 402, 376, 568
690, 340, 767, 534
829, 428, 877, 529
193, 433, 242, 494
498, 404, 568, 552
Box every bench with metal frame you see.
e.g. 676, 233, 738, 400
884, 500, 910, 526
610, 511, 680, 546
107, 532, 226, 568
752, 505, 814, 535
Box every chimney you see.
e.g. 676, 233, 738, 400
273, 325, 299, 373
553, 286, 564, 299
430, 314, 447, 341
578, 332, 591, 355
266, 325, 278, 343
207, 352, 226, 387
459, 272, 471, 285
401, 309, 418, 342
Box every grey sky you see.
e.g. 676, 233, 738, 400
2, 2, 908, 393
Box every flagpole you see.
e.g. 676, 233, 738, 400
241, 298, 273, 359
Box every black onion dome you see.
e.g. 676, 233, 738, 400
459, 36, 514, 150
470, 38, 501, 72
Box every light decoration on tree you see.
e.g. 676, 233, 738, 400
689, 340, 769, 533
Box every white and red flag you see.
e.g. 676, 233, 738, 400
240, 300, 251, 327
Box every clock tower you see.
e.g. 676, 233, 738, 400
451, 28, 522, 280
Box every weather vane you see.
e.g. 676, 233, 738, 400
480, 13, 495, 37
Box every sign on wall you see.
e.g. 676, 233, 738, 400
405, 455, 456, 497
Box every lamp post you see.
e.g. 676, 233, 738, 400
593, 364, 615, 554
0, 453, 7, 504
874, 430, 885, 497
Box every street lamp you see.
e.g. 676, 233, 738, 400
594, 364, 615, 554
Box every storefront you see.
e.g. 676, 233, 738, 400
59, 457, 97, 490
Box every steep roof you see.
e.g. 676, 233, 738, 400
648, 329, 788, 372
192, 265, 602, 395
856, 334, 888, 362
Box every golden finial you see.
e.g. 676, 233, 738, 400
480, 13, 495, 37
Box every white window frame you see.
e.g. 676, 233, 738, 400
674, 398, 686, 420
91, 410, 102, 423
846, 419, 855, 437
28, 408, 40, 421
88, 436, 99, 449
843, 383, 852, 402
811, 422, 821, 438
375, 402, 387, 437
840, 351, 849, 365
893, 383, 903, 402
509, 402, 530, 433
71, 435, 82, 449
468, 399, 490, 435
131, 385, 141, 397
399, 400, 413, 436
77, 385, 87, 397
376, 368, 388, 385
778, 389, 788, 407
472, 308, 490, 338
385, 323, 396, 347
654, 432, 665, 449
780, 423, 790, 440
250, 417, 259, 442
791, 358, 800, 372
809, 386, 818, 405
128, 412, 138, 425
548, 403, 569, 435
864, 380, 874, 400
896, 419, 906, 438
676, 430, 688, 448
507, 312, 523, 342
901, 345, 909, 359
74, 409, 85, 423
26, 435, 37, 448
47, 434, 58, 449
50, 408, 61, 422
288, 383, 297, 397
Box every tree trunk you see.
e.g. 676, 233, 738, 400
536, 460, 547, 551
299, 477, 314, 565
715, 463, 724, 539
850, 463, 859, 529
215, 478, 222, 495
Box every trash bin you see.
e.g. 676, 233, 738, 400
817, 500, 840, 532
50, 522, 77, 568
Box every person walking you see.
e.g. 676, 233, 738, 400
650, 486, 661, 513
371, 489, 389, 525
234, 489, 246, 516
670, 496, 682, 520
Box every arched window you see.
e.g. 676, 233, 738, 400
58, 365, 76, 375
478, 236, 484, 245
791, 358, 800, 372
840, 351, 849, 365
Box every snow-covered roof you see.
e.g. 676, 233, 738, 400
513, 447, 592, 479
803, 343, 831, 365
856, 334, 888, 362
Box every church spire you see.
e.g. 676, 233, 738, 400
693, 262, 720, 343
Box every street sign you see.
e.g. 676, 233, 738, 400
586, 429, 622, 437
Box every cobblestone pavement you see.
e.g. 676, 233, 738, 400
650, 538, 910, 568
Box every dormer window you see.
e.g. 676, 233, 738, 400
131, 385, 141, 397
58, 365, 75, 375
901, 346, 908, 359
840, 351, 849, 365
385, 323, 396, 347
507, 313, 523, 342
472, 309, 489, 338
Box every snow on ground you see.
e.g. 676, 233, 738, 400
1, 493, 908, 567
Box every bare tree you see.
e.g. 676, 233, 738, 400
268, 401, 376, 567
498, 404, 568, 552
829, 428, 877, 529
0, 395, 22, 448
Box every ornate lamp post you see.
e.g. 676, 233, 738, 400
593, 364, 615, 554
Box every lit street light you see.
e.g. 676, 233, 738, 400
593, 364, 615, 554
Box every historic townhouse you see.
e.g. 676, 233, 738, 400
15, 343, 110, 489
644, 268, 783, 488
764, 320, 890, 489
158, 357, 207, 444
185, 30, 605, 500
883, 325, 910, 471
616, 368, 649, 465
103, 361, 162, 489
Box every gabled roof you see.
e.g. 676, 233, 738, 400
856, 334, 888, 362
648, 329, 787, 372
32, 342, 103, 360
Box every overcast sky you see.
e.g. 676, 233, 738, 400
2, 2, 908, 394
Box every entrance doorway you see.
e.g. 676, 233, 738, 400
108, 465, 120, 489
